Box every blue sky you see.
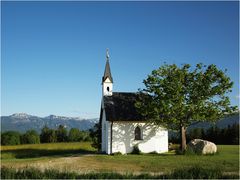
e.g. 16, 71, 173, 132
1, 1, 239, 118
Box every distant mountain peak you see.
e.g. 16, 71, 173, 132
44, 115, 94, 121
45, 115, 77, 120
1, 113, 99, 133
11, 113, 32, 118
46, 114, 58, 119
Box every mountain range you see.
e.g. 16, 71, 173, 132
0, 113, 239, 133
1, 113, 98, 133
187, 113, 239, 131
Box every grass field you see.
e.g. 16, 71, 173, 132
1, 142, 239, 176
1, 142, 95, 160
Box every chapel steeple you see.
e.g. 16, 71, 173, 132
102, 49, 113, 83
102, 49, 113, 96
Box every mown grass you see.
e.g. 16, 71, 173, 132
1, 143, 239, 176
93, 145, 239, 174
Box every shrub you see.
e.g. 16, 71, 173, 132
131, 144, 141, 154
112, 151, 122, 155
148, 151, 158, 154
184, 147, 199, 155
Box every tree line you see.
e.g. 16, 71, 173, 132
1, 125, 92, 145
170, 123, 239, 145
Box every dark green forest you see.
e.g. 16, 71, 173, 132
170, 123, 239, 145
1, 125, 92, 145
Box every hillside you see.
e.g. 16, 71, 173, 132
188, 113, 239, 131
0, 113, 98, 133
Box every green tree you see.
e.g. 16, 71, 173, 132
48, 129, 57, 143
1, 131, 21, 145
231, 123, 239, 144
220, 128, 228, 144
40, 125, 49, 143
187, 128, 203, 142
226, 124, 239, 145
68, 128, 81, 142
79, 131, 91, 141
89, 123, 101, 151
201, 128, 206, 140
81, 131, 91, 141
68, 128, 91, 142
21, 130, 40, 144
56, 125, 68, 142
136, 63, 237, 152
40, 126, 57, 143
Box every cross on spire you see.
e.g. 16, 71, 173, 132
106, 48, 110, 60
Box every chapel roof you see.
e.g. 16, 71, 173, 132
103, 92, 146, 121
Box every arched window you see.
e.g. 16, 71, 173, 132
134, 126, 142, 140
107, 87, 110, 92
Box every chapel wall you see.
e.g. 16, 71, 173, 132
111, 122, 168, 154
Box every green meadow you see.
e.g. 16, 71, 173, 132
1, 142, 239, 178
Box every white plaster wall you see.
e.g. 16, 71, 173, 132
101, 108, 112, 154
105, 121, 111, 154
111, 122, 168, 154
102, 78, 113, 96
101, 109, 106, 152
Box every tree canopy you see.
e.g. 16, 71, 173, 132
21, 130, 40, 144
136, 63, 237, 151
56, 125, 68, 142
1, 131, 21, 145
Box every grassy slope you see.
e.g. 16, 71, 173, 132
1, 143, 239, 174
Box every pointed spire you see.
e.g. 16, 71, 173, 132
106, 48, 110, 59
102, 49, 113, 83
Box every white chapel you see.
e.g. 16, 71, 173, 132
100, 50, 168, 154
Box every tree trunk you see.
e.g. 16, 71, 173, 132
180, 125, 187, 152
